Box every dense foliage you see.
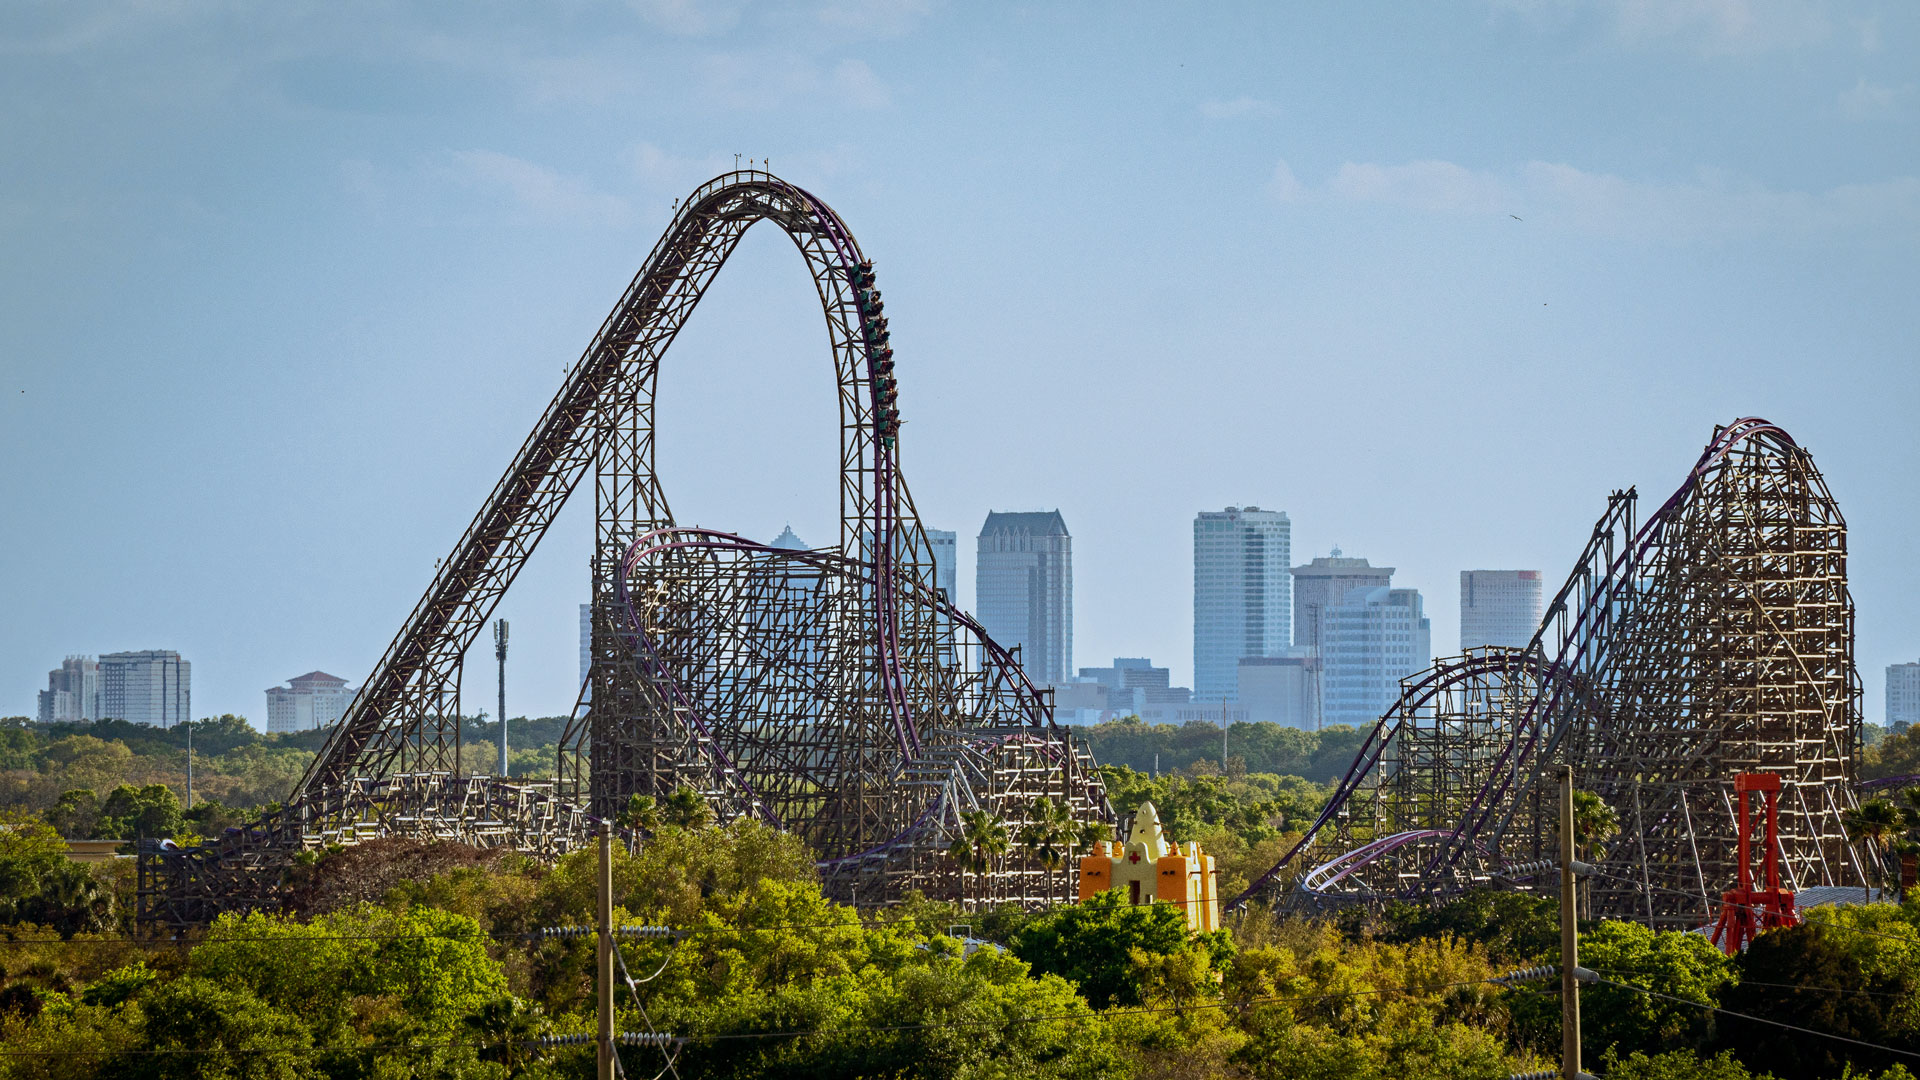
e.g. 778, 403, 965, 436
6, 713, 1920, 1076
1076, 717, 1368, 785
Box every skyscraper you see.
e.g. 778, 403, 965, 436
265, 671, 356, 733
924, 528, 958, 606
1289, 551, 1395, 654
976, 511, 1072, 685
1193, 506, 1291, 702
1320, 587, 1431, 728
36, 656, 100, 723
1460, 570, 1545, 651
577, 603, 593, 704
99, 650, 191, 728
1237, 655, 1316, 730
1890, 661, 1920, 732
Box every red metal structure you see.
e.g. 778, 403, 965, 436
1709, 772, 1799, 954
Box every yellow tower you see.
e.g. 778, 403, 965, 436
1076, 800, 1218, 932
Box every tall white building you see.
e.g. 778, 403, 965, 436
99, 650, 190, 728
265, 671, 356, 733
976, 511, 1073, 685
36, 656, 101, 723
1290, 551, 1394, 654
579, 603, 593, 702
1890, 661, 1920, 732
1321, 587, 1430, 728
1460, 570, 1545, 651
1193, 506, 1291, 702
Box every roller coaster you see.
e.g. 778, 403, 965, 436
138, 170, 1109, 928
139, 170, 1873, 935
1232, 419, 1873, 928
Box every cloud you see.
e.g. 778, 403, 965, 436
1840, 77, 1909, 121
1199, 96, 1279, 120
448, 150, 632, 226
814, 0, 937, 38
1275, 156, 1920, 242
697, 51, 891, 110
627, 0, 750, 37
1491, 0, 1832, 55
1268, 160, 1306, 203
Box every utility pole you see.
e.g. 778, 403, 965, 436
494, 619, 509, 778
1559, 764, 1582, 1080
597, 822, 614, 1080
184, 718, 193, 810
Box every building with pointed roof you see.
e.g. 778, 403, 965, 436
1077, 800, 1219, 932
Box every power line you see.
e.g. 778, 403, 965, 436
1593, 976, 1920, 1063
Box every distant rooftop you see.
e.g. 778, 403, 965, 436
979, 510, 1069, 537
1292, 550, 1395, 577
768, 525, 809, 550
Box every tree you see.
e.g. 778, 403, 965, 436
46, 789, 100, 838
94, 784, 184, 841
1843, 798, 1904, 900
947, 810, 1008, 904
1009, 889, 1231, 1008
1016, 797, 1077, 906
618, 793, 660, 833
661, 785, 713, 830
129, 975, 317, 1080
463, 993, 549, 1074
1576, 920, 1735, 1061
1717, 921, 1914, 1080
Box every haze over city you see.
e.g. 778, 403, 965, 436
3, 2, 1917, 725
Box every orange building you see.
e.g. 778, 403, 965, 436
1077, 800, 1219, 932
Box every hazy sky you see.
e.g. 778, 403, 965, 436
3, 1, 1916, 726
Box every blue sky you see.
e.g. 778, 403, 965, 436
2, 1, 1916, 725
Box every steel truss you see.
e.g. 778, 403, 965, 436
1238, 420, 1870, 929
139, 171, 1108, 928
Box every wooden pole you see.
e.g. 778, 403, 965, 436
597, 823, 614, 1080
1560, 765, 1581, 1080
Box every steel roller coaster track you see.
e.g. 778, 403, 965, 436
1233, 419, 1872, 929
138, 172, 1109, 928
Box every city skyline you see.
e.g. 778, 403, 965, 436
2, 5, 1914, 724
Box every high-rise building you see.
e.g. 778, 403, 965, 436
1460, 570, 1545, 651
578, 603, 593, 702
925, 529, 958, 606
36, 656, 101, 723
1890, 661, 1920, 732
1320, 587, 1431, 728
1289, 551, 1395, 655
976, 511, 1073, 685
99, 650, 191, 728
1238, 654, 1316, 730
1193, 506, 1291, 702
265, 671, 356, 733
769, 525, 809, 551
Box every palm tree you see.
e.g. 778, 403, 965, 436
947, 810, 1008, 905
1079, 820, 1113, 853
662, 785, 713, 830
1844, 798, 1905, 902
618, 793, 660, 833
463, 994, 548, 1075
1016, 797, 1077, 907
1569, 790, 1618, 919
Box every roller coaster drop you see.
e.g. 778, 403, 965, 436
141, 172, 1871, 935
1235, 419, 1872, 929
139, 171, 1110, 927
